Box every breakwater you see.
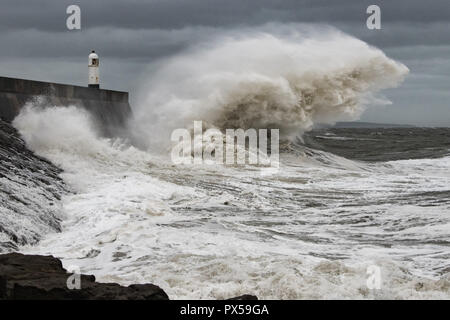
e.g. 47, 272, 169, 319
0, 76, 131, 135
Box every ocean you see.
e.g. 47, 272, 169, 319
3, 29, 449, 299
11, 114, 450, 299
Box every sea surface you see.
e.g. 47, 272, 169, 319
9, 114, 449, 299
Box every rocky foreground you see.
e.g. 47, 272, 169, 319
0, 252, 169, 300
0, 253, 257, 300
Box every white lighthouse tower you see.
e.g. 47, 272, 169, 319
88, 50, 99, 89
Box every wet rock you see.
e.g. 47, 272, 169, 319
0, 119, 68, 252
0, 252, 169, 300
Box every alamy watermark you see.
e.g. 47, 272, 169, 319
366, 265, 382, 290
171, 121, 280, 173
66, 5, 81, 30
366, 5, 381, 30
66, 265, 81, 290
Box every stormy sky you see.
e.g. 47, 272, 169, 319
0, 0, 449, 126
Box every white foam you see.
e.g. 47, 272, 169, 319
130, 26, 408, 149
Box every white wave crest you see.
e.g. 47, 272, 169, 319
131, 27, 408, 148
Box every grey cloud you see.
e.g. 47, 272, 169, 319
1, 0, 450, 31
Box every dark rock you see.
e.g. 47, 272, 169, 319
0, 118, 68, 253
0, 252, 169, 300
227, 294, 258, 300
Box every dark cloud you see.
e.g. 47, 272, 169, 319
0, 0, 448, 126
1, 0, 450, 31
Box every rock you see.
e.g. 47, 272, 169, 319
227, 294, 258, 300
0, 252, 169, 300
0, 118, 68, 253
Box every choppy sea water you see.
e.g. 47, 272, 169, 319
14, 113, 449, 299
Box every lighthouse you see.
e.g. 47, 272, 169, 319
88, 50, 99, 89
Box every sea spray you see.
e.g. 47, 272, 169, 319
130, 27, 408, 150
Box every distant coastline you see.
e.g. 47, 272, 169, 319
319, 121, 416, 129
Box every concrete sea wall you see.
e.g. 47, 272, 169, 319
0, 76, 132, 135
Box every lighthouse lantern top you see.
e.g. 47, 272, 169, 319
89, 50, 99, 67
